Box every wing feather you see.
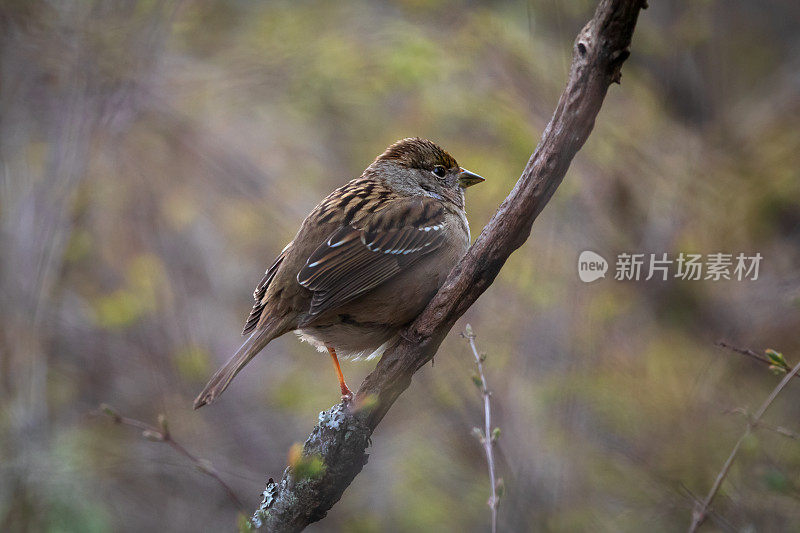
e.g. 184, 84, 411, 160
297, 197, 446, 321
242, 243, 291, 335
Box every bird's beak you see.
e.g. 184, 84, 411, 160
458, 168, 485, 188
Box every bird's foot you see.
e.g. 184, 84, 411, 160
340, 386, 354, 404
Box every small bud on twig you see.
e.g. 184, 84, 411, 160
766, 349, 789, 371
196, 458, 215, 475
100, 403, 121, 422
158, 414, 169, 438
142, 429, 163, 442
464, 326, 500, 532
95, 402, 245, 511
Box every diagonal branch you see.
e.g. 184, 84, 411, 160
716, 341, 799, 381
97, 404, 246, 511
253, 1, 647, 530
688, 357, 800, 532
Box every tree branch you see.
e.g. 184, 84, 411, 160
253, 1, 647, 530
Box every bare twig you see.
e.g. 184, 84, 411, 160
759, 422, 800, 441
252, 2, 647, 530
464, 325, 500, 533
728, 408, 800, 441
716, 341, 767, 364
98, 404, 246, 512
688, 357, 800, 532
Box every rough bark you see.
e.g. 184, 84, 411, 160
253, 1, 647, 530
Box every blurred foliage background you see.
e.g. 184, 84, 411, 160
1, 0, 799, 531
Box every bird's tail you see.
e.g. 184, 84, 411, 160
193, 325, 275, 409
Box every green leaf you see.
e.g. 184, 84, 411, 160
766, 349, 788, 369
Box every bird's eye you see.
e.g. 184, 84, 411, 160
432, 166, 446, 178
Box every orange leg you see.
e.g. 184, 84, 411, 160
326, 346, 353, 399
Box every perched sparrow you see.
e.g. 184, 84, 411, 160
194, 138, 484, 408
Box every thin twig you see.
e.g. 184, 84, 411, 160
463, 325, 500, 533
727, 407, 800, 441
688, 356, 800, 532
98, 404, 246, 511
716, 341, 799, 381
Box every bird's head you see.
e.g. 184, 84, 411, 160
366, 137, 484, 207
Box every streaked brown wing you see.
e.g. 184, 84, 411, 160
297, 197, 446, 320
241, 243, 291, 335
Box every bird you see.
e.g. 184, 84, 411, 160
193, 138, 484, 409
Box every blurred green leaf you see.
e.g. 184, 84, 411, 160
237, 513, 254, 533
92, 290, 146, 329
763, 469, 789, 493
174, 345, 212, 381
